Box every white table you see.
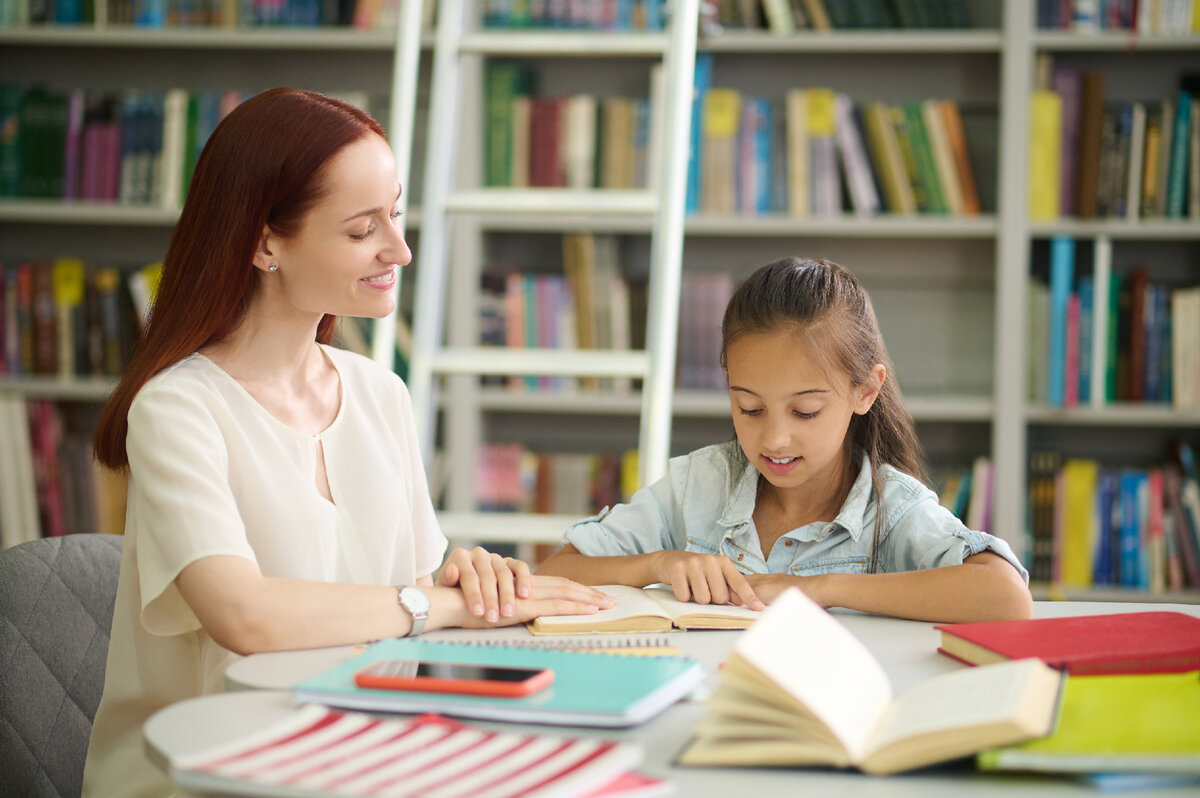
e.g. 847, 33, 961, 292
145, 601, 1200, 797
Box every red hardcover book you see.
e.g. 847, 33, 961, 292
935, 611, 1200, 675
529, 96, 564, 188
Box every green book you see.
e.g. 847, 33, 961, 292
484, 62, 532, 187
978, 671, 1200, 774
294, 638, 704, 728
0, 84, 21, 197
901, 101, 946, 214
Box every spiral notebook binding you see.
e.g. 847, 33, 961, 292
448, 636, 678, 655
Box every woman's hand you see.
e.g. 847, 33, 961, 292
435, 546, 532, 622
652, 550, 765, 610
429, 575, 616, 630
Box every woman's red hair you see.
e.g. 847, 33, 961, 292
93, 87, 387, 470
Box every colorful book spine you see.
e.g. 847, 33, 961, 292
1046, 235, 1075, 407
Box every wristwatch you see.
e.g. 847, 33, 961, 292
396, 586, 430, 637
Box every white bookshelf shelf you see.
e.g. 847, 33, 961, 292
0, 376, 117, 401
1026, 404, 1200, 428
701, 29, 1004, 53
0, 198, 180, 226
1029, 219, 1200, 240
0, 24, 409, 49
436, 511, 577, 546
1033, 31, 1200, 51
428, 348, 648, 378
458, 30, 668, 56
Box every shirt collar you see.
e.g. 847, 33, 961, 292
719, 448, 875, 543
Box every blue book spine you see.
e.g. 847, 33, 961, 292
1143, 282, 1163, 402
641, 0, 662, 29
685, 53, 713, 215
55, 0, 83, 23
134, 0, 167, 26
1166, 90, 1191, 218
1117, 470, 1145, 589
1092, 468, 1115, 585
1077, 275, 1093, 404
754, 97, 771, 214
1047, 235, 1075, 407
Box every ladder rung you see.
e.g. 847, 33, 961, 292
458, 31, 670, 56
429, 347, 649, 377
437, 511, 579, 545
445, 189, 658, 216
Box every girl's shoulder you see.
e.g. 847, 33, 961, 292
874, 462, 941, 513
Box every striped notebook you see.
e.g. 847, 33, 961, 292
170, 704, 669, 798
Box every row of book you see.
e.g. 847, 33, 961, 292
478, 236, 741, 395
483, 63, 654, 191
1029, 61, 1200, 221
479, 234, 639, 393
0, 84, 244, 204
1037, 0, 1200, 33
1026, 442, 1200, 593
707, 0, 971, 33
688, 54, 982, 216
475, 442, 638, 518
3, 400, 129, 546
0, 258, 157, 379
1028, 235, 1200, 409
482, 0, 666, 30
0, 0, 409, 28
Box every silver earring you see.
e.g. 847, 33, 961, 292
268, 263, 278, 272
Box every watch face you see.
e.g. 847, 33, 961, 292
401, 587, 430, 615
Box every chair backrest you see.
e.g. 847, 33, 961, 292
0, 533, 124, 798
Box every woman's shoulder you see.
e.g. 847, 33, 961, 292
322, 344, 405, 391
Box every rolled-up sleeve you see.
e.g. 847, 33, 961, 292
878, 494, 1030, 583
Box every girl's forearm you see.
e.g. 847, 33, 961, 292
806, 557, 1033, 623
535, 545, 661, 587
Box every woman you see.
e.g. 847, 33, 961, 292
83, 88, 610, 798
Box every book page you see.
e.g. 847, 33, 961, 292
863, 658, 1061, 774
642, 586, 763, 627
528, 584, 670, 633
733, 588, 892, 761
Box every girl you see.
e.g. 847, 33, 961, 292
537, 257, 1032, 623
83, 88, 609, 798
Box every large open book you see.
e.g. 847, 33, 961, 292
527, 584, 764, 635
678, 588, 1064, 775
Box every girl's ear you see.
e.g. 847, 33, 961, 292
250, 224, 277, 274
853, 364, 886, 415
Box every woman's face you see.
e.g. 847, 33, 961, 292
264, 134, 410, 320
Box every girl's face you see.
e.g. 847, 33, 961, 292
259, 134, 410, 320
726, 329, 882, 500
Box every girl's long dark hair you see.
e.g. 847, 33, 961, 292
721, 257, 928, 571
93, 88, 386, 470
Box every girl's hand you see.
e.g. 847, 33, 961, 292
652, 551, 765, 610
449, 575, 616, 629
435, 546, 535, 622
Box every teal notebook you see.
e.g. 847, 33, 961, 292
293, 639, 704, 728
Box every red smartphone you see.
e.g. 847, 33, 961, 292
354, 659, 554, 698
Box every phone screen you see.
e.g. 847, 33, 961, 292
365, 660, 546, 682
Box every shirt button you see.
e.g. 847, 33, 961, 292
784, 540, 793, 547
737, 554, 744, 561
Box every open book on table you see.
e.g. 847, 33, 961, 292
677, 588, 1064, 775
527, 584, 763, 635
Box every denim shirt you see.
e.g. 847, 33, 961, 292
565, 440, 1028, 581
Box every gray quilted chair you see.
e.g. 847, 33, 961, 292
0, 533, 124, 798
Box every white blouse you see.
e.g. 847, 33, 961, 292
82, 345, 447, 798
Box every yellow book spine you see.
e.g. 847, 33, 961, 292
1059, 458, 1098, 587
1029, 90, 1063, 221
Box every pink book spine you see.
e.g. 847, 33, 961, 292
62, 90, 85, 201
80, 123, 103, 200
1064, 292, 1081, 407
